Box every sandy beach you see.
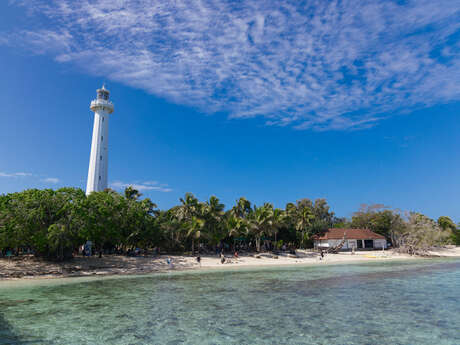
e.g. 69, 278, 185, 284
1, 247, 459, 280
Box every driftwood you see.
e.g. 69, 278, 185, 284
326, 236, 346, 254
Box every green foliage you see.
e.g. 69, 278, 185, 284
0, 188, 457, 260
285, 198, 335, 247
248, 203, 274, 252
437, 216, 460, 245
351, 204, 404, 245
394, 213, 450, 255
0, 188, 86, 258
124, 186, 142, 200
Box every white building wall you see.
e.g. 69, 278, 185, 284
328, 239, 345, 248
373, 239, 387, 249
347, 239, 357, 249
314, 240, 329, 248
315, 238, 387, 249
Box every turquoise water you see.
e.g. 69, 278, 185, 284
1, 259, 459, 345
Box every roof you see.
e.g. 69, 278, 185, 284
312, 228, 386, 240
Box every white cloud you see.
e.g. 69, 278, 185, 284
0, 171, 32, 177
143, 181, 158, 186
42, 177, 60, 184
4, 0, 460, 130
0, 171, 61, 184
14, 172, 33, 177
110, 180, 172, 193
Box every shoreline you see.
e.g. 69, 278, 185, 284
1, 247, 459, 282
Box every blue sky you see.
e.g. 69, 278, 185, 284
0, 0, 459, 221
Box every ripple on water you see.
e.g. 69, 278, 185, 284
0, 259, 459, 345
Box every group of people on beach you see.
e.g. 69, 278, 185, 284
0, 248, 14, 258
192, 249, 240, 267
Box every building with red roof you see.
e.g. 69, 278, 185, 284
312, 228, 387, 250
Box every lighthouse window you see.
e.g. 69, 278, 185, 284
101, 136, 103, 141
102, 117, 104, 122
99, 176, 101, 181
100, 155, 102, 161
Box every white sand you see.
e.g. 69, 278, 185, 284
2, 247, 459, 281
199, 249, 415, 269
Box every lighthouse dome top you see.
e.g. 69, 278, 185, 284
90, 84, 114, 114
96, 84, 110, 101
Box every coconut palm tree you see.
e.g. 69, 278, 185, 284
248, 203, 274, 252
286, 201, 315, 248
201, 196, 226, 246
226, 213, 246, 238
271, 208, 286, 248
232, 197, 252, 219
185, 216, 204, 255
175, 193, 205, 254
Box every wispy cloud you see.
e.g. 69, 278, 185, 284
41, 177, 60, 184
0, 171, 62, 185
143, 181, 158, 186
0, 171, 32, 177
3, 0, 460, 130
110, 180, 172, 193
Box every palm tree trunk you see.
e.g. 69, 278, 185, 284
256, 236, 261, 252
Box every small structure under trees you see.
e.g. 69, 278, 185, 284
312, 228, 387, 251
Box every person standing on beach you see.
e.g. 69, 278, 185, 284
196, 255, 201, 267
166, 257, 173, 269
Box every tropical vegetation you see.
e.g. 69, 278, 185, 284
0, 188, 458, 260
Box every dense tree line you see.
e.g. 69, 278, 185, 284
0, 188, 458, 260
347, 204, 459, 254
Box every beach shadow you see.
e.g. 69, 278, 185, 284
0, 313, 43, 345
294, 250, 318, 258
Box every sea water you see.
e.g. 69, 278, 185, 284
0, 259, 459, 345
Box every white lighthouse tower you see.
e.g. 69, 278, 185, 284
86, 85, 114, 195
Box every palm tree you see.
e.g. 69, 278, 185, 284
286, 201, 315, 248
248, 203, 274, 252
225, 213, 249, 253
232, 197, 252, 219
185, 216, 204, 255
175, 193, 204, 254
124, 186, 142, 200
202, 196, 226, 247
271, 208, 286, 248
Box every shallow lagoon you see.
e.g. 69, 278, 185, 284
1, 259, 459, 345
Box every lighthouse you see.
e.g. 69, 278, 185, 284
86, 85, 114, 195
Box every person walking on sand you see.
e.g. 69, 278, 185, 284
220, 252, 226, 264
196, 255, 201, 267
